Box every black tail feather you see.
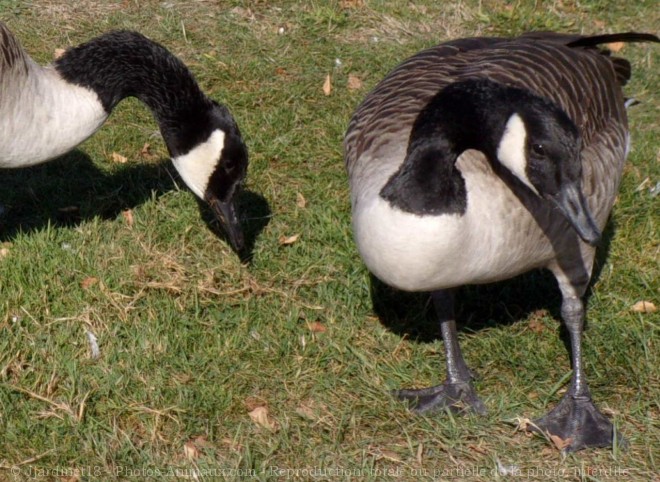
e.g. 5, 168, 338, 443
567, 32, 660, 48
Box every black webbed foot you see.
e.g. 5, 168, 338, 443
394, 381, 487, 415
530, 395, 626, 453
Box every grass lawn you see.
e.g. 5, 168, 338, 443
0, 1, 658, 480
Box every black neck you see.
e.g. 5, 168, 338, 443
380, 79, 527, 215
55, 30, 213, 157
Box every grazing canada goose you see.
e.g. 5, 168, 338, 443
0, 22, 247, 251
345, 31, 658, 452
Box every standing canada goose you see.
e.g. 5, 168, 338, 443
0, 22, 247, 251
345, 31, 658, 452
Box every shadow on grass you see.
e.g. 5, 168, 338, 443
371, 219, 616, 344
0, 151, 270, 260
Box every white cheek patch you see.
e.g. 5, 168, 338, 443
497, 113, 539, 195
171, 129, 225, 199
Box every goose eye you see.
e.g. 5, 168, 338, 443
531, 144, 545, 156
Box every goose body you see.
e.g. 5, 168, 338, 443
345, 32, 658, 452
0, 22, 247, 250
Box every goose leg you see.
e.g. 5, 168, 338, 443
394, 290, 486, 415
531, 295, 625, 452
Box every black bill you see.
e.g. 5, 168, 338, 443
548, 182, 601, 246
209, 197, 245, 252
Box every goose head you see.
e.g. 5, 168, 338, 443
394, 79, 601, 245
495, 98, 601, 246
170, 101, 248, 252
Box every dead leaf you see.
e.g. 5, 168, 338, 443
81, 277, 98, 289
248, 406, 278, 431
183, 440, 200, 460
53, 48, 66, 59
279, 234, 300, 246
139, 142, 157, 160
549, 434, 573, 451
340, 0, 364, 8
528, 319, 544, 333
0, 248, 9, 258
369, 447, 401, 462
243, 396, 267, 411
307, 321, 327, 333
606, 41, 625, 52
295, 404, 317, 421
601, 407, 617, 417
322, 74, 332, 96
347, 73, 363, 90
467, 443, 488, 455
111, 152, 128, 164
122, 209, 134, 227
221, 437, 244, 452
631, 300, 657, 313
296, 192, 307, 209
275, 67, 288, 76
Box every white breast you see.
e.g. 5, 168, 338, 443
352, 150, 554, 292
0, 65, 108, 167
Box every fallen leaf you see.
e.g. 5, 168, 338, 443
528, 318, 544, 333
322, 74, 332, 96
275, 67, 288, 76
340, 0, 364, 8
601, 407, 617, 417
279, 234, 300, 245
467, 443, 488, 455
183, 440, 200, 460
369, 447, 401, 462
139, 142, 157, 160
81, 277, 98, 289
111, 152, 128, 164
221, 437, 244, 452
307, 321, 327, 333
248, 406, 278, 431
631, 301, 657, 313
296, 192, 307, 209
122, 209, 134, 227
606, 41, 625, 52
243, 396, 267, 411
347, 73, 363, 90
295, 404, 317, 421
53, 48, 66, 59
549, 434, 573, 451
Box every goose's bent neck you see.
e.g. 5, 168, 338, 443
54, 30, 213, 158
380, 80, 512, 216
0, 30, 213, 168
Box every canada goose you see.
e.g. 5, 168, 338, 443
0, 22, 247, 251
345, 31, 658, 452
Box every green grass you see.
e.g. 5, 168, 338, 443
0, 1, 658, 480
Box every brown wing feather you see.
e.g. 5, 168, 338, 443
0, 21, 29, 75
